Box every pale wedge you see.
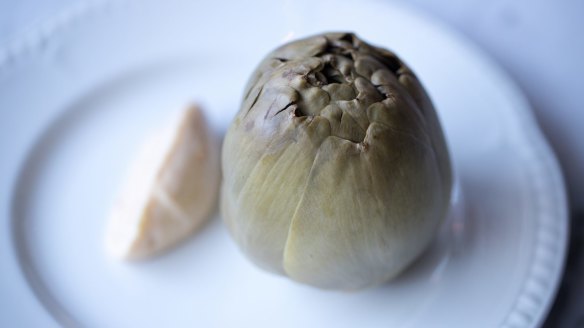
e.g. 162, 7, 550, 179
105, 105, 220, 260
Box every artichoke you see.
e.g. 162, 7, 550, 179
221, 32, 452, 290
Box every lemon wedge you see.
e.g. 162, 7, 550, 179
105, 105, 220, 260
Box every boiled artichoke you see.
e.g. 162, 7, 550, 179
221, 32, 452, 290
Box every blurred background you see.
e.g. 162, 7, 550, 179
1, 0, 582, 326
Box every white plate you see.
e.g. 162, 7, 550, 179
0, 0, 568, 327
